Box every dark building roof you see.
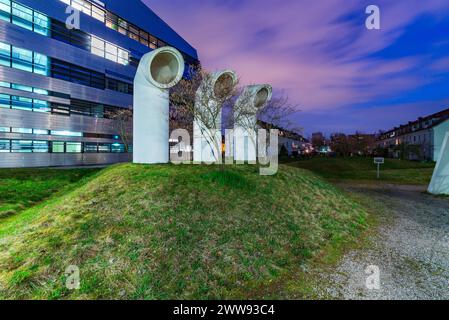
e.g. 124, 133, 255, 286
258, 120, 306, 142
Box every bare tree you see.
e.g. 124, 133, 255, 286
256, 94, 302, 135
106, 107, 133, 153
171, 66, 302, 164
171, 66, 239, 162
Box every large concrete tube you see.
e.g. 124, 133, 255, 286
428, 132, 449, 195
193, 70, 237, 163
133, 47, 185, 164
234, 85, 272, 162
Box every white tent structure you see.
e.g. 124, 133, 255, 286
193, 70, 237, 163
133, 47, 185, 164
234, 85, 272, 163
428, 132, 449, 195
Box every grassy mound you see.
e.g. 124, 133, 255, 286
0, 164, 367, 299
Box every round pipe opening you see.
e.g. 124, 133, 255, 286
150, 51, 180, 86
214, 73, 235, 98
254, 87, 269, 108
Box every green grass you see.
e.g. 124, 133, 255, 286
287, 157, 435, 185
0, 163, 367, 299
0, 168, 101, 219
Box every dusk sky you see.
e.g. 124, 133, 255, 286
145, 0, 449, 137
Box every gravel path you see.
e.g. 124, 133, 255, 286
319, 183, 449, 300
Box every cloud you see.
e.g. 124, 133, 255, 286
145, 0, 449, 132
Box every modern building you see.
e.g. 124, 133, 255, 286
0, 0, 198, 168
377, 108, 449, 161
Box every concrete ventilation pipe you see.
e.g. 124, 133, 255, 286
234, 84, 273, 162
193, 70, 237, 163
133, 47, 185, 164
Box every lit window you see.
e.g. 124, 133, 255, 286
11, 95, 32, 111
32, 140, 49, 152
0, 126, 9, 132
0, 139, 10, 152
0, 93, 10, 108
71, 0, 84, 12
117, 48, 129, 65
33, 129, 48, 135
11, 46, 33, 72
51, 130, 83, 137
0, 42, 10, 67
11, 83, 33, 92
84, 142, 98, 153
91, 5, 105, 22
91, 35, 129, 65
33, 52, 49, 75
0, 0, 11, 22
11, 140, 33, 152
111, 143, 125, 153
52, 141, 64, 153
12, 127, 32, 134
66, 142, 82, 153
98, 143, 110, 153
91, 36, 105, 57
11, 2, 33, 31
33, 99, 50, 113
33, 88, 49, 95
33, 12, 49, 36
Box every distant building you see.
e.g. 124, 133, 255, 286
348, 133, 376, 155
258, 121, 307, 156
377, 108, 449, 161
311, 132, 325, 147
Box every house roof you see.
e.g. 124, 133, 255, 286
380, 107, 449, 139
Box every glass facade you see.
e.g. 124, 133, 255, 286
0, 0, 197, 167
0, 41, 50, 75
0, 139, 126, 153
0, 0, 50, 36
0, 1, 130, 65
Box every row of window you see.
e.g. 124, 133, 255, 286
0, 139, 127, 153
0, 92, 127, 119
0, 93, 50, 112
0, 40, 133, 94
60, 0, 106, 23
0, 126, 120, 140
59, 0, 167, 51
0, 42, 49, 75
0, 0, 49, 36
58, 0, 198, 65
51, 58, 133, 93
0, 80, 49, 95
0, 1, 131, 66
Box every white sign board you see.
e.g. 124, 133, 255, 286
374, 157, 385, 164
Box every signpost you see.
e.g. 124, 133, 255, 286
374, 157, 384, 179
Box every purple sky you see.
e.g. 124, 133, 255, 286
144, 0, 449, 137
